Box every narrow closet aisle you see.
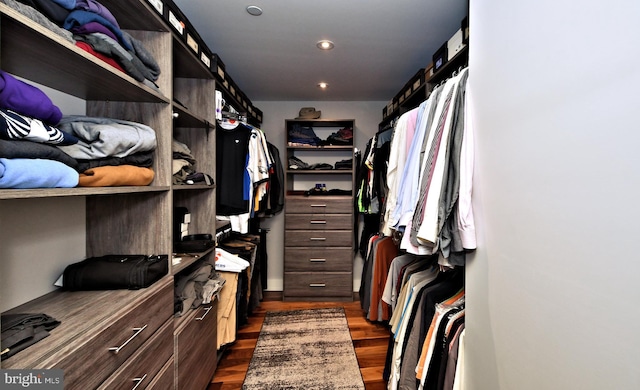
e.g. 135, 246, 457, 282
209, 300, 390, 390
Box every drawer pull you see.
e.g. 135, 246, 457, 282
131, 374, 148, 390
109, 325, 148, 354
310, 220, 327, 224
310, 237, 326, 241
195, 306, 212, 321
309, 283, 326, 288
310, 204, 327, 207
310, 258, 326, 262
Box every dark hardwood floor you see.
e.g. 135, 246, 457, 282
208, 298, 391, 390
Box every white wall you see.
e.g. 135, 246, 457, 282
467, 1, 640, 389
253, 101, 385, 291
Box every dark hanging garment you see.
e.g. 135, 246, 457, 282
266, 142, 284, 216
216, 122, 252, 216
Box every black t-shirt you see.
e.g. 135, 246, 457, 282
216, 122, 252, 215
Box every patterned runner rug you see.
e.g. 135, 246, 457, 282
242, 307, 365, 389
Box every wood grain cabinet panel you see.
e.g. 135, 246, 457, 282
0, 1, 225, 389
285, 247, 354, 272
175, 300, 218, 390
283, 119, 356, 301
54, 281, 173, 390
286, 197, 353, 214
146, 357, 175, 390
285, 213, 353, 230
286, 230, 353, 247
98, 320, 173, 390
284, 272, 353, 298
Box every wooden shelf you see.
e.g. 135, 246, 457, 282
173, 101, 214, 128
171, 248, 215, 275
0, 186, 170, 200
379, 44, 469, 130
172, 184, 216, 191
286, 169, 353, 174
427, 45, 469, 85
287, 145, 354, 150
0, 5, 170, 103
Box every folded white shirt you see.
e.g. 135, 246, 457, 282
214, 248, 250, 272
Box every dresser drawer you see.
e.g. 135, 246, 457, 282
286, 213, 353, 230
285, 230, 353, 247
98, 319, 173, 390
285, 247, 353, 272
146, 356, 175, 390
284, 272, 353, 298
286, 196, 353, 214
54, 279, 174, 389
175, 300, 218, 390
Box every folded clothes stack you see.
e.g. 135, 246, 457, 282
2, 0, 161, 89
334, 158, 353, 170
288, 155, 333, 170
324, 127, 353, 145
288, 124, 322, 146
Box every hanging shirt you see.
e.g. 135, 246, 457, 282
216, 121, 252, 216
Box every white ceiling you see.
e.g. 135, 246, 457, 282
173, 0, 468, 102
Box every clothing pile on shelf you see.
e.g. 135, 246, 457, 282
57, 115, 157, 186
287, 124, 354, 147
1, 313, 61, 361
4, 0, 161, 89
216, 120, 284, 233
357, 68, 473, 390
172, 139, 214, 186
334, 158, 353, 170
288, 155, 332, 170
0, 70, 80, 188
173, 261, 226, 318
287, 124, 322, 146
288, 155, 353, 171
0, 69, 158, 188
325, 126, 353, 145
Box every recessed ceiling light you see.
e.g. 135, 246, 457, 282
316, 40, 334, 50
318, 82, 328, 89
246, 5, 263, 16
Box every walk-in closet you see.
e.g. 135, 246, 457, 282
1, 0, 638, 390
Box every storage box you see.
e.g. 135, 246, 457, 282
211, 53, 226, 82
199, 44, 212, 68
164, 0, 205, 59
425, 61, 434, 80
447, 28, 465, 61
398, 91, 405, 104
461, 16, 469, 45
146, 0, 166, 18
186, 31, 199, 55
165, 0, 186, 38
410, 68, 425, 93
403, 88, 411, 100
254, 107, 263, 123
432, 42, 448, 73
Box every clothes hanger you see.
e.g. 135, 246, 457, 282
218, 103, 247, 130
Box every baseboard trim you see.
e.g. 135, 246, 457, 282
262, 291, 283, 301
261, 291, 360, 302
